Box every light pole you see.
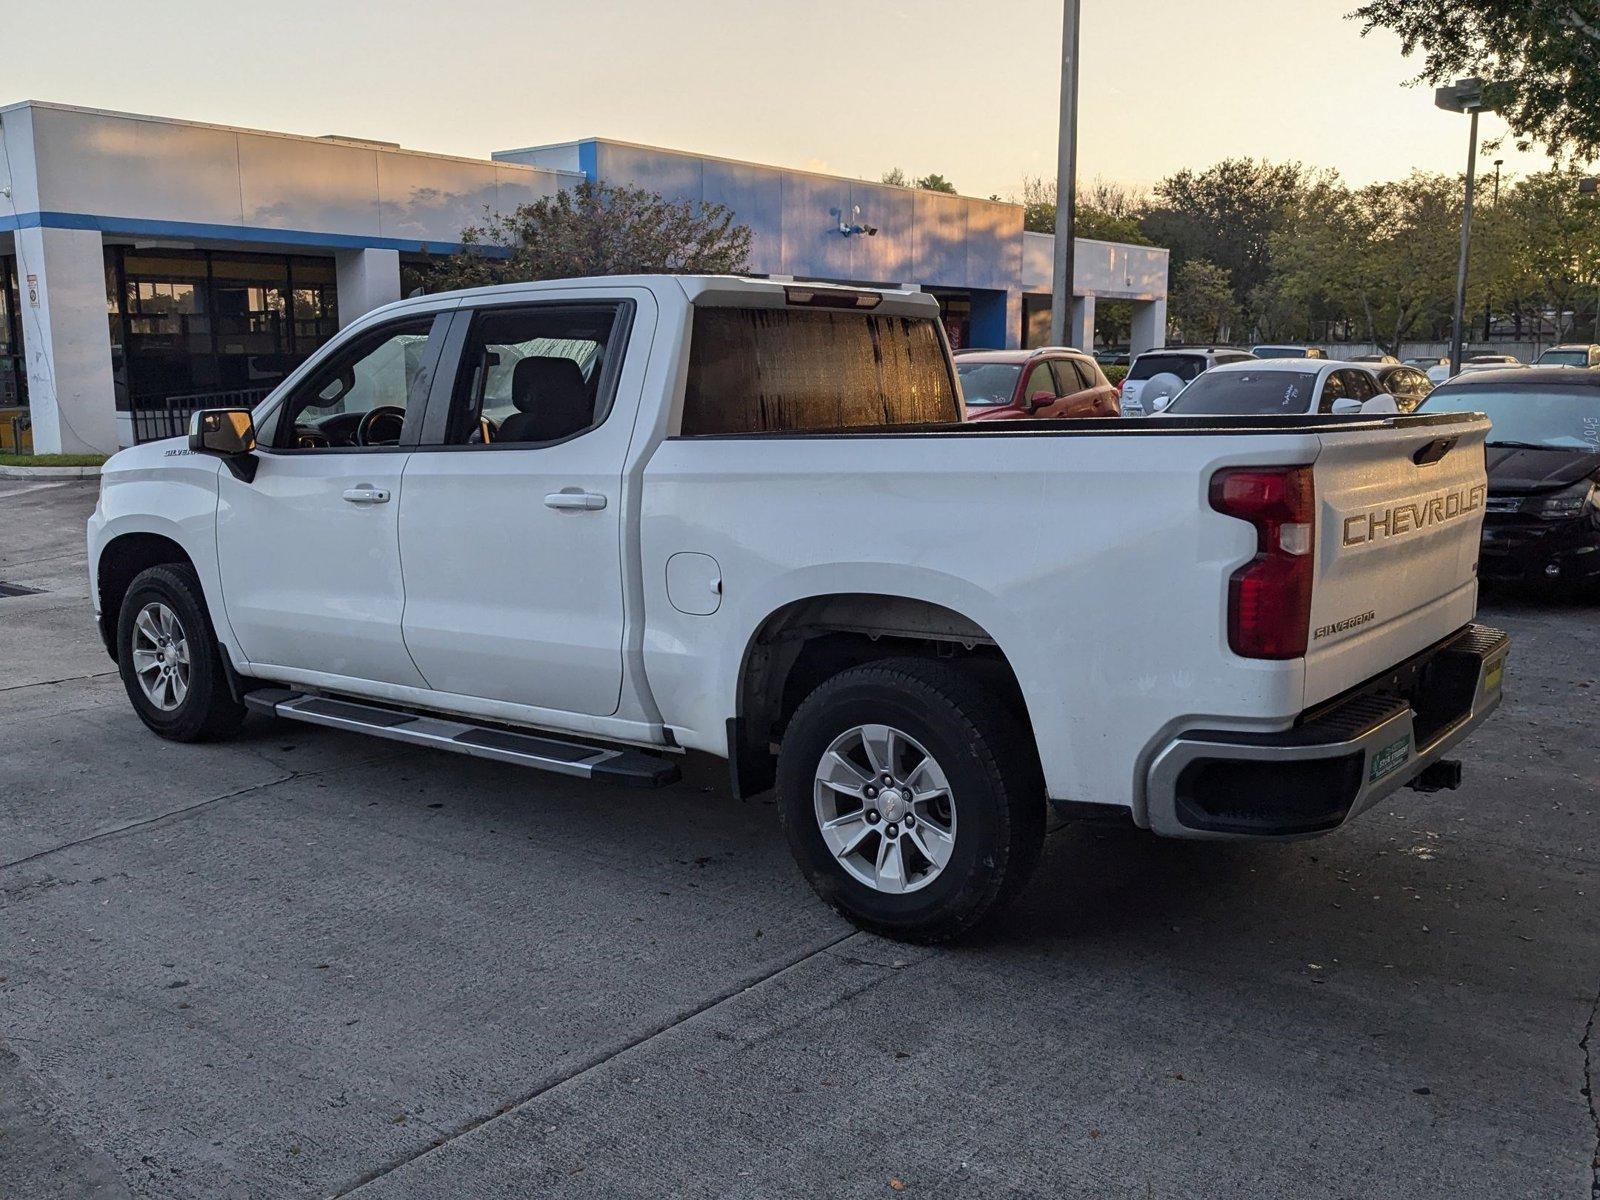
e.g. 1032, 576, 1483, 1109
1435, 77, 1496, 377
1583, 177, 1599, 341
1049, 0, 1081, 347
1482, 158, 1502, 342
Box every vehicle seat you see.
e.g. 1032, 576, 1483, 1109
497, 357, 593, 443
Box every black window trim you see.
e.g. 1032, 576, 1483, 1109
257, 311, 452, 455
409, 298, 636, 453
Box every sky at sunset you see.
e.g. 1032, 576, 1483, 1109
2, 0, 1583, 201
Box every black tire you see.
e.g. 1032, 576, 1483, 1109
116, 563, 246, 742
776, 658, 1046, 943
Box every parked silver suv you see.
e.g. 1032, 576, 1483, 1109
1119, 346, 1257, 416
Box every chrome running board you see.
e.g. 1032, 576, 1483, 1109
244, 688, 680, 787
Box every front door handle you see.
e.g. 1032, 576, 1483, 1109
342, 486, 391, 504
544, 490, 607, 511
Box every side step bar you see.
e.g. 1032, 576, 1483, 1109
244, 688, 680, 788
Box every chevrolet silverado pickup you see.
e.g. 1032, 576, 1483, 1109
89, 275, 1508, 941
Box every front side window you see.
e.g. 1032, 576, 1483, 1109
445, 305, 619, 446
1022, 363, 1057, 402
1349, 370, 1380, 401
273, 317, 434, 449
682, 307, 959, 435
1317, 370, 1347, 412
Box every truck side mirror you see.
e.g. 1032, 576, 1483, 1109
189, 408, 258, 481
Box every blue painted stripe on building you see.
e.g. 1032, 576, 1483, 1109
577, 141, 598, 182
0, 210, 509, 256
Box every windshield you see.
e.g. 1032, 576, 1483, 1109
1252, 346, 1303, 359
1164, 370, 1319, 416
1420, 387, 1600, 451
955, 362, 1022, 406
1127, 354, 1205, 383
1537, 350, 1589, 367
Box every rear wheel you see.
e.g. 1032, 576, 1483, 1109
116, 564, 246, 742
776, 658, 1045, 942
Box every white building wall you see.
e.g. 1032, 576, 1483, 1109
336, 249, 403, 327
13, 225, 118, 454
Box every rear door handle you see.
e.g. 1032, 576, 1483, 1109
342, 487, 391, 504
544, 491, 607, 511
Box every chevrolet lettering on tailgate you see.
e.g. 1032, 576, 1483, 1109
1342, 484, 1486, 547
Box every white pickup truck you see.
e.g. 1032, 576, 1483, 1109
89, 275, 1508, 941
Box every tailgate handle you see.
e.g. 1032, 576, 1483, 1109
1413, 436, 1458, 466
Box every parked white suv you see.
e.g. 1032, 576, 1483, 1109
89, 276, 1508, 940
1162, 359, 1400, 417
1119, 346, 1256, 416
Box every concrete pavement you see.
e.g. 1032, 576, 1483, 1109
1, 477, 1596, 1199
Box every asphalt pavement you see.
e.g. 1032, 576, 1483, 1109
1, 476, 1596, 1199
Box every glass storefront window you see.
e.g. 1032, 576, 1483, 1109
105, 246, 340, 439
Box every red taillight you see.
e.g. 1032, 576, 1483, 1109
1209, 466, 1315, 659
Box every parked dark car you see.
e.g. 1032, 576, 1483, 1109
1420, 369, 1600, 586
1374, 363, 1435, 412
954, 348, 1120, 421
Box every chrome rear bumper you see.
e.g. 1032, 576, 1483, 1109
1145, 624, 1509, 840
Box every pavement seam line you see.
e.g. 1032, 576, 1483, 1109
0, 670, 117, 695
0, 770, 300, 873
329, 927, 862, 1198
1584, 985, 1600, 1199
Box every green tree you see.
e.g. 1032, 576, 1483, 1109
1018, 176, 1152, 243
1352, 0, 1600, 160
1168, 258, 1238, 343
1272, 173, 1463, 354
1489, 167, 1600, 338
881, 169, 958, 194
1142, 159, 1309, 311
426, 180, 751, 291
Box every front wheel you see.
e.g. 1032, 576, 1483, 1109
116, 564, 246, 742
776, 658, 1045, 942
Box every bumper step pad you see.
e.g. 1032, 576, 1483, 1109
243, 689, 680, 787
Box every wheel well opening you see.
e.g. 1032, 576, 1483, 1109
96, 534, 195, 661
730, 594, 1031, 796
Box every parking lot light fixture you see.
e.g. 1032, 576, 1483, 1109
1435, 78, 1498, 379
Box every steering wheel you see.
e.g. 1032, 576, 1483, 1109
356, 405, 406, 446
467, 415, 501, 444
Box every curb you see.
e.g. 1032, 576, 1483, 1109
0, 464, 103, 479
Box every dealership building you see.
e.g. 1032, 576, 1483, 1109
0, 100, 1169, 454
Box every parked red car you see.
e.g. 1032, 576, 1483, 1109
954, 348, 1121, 421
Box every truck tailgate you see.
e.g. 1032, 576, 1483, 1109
1304, 416, 1490, 706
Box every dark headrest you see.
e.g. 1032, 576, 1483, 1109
511, 356, 586, 413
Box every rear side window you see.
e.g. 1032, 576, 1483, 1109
681, 307, 959, 435
1065, 358, 1104, 390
